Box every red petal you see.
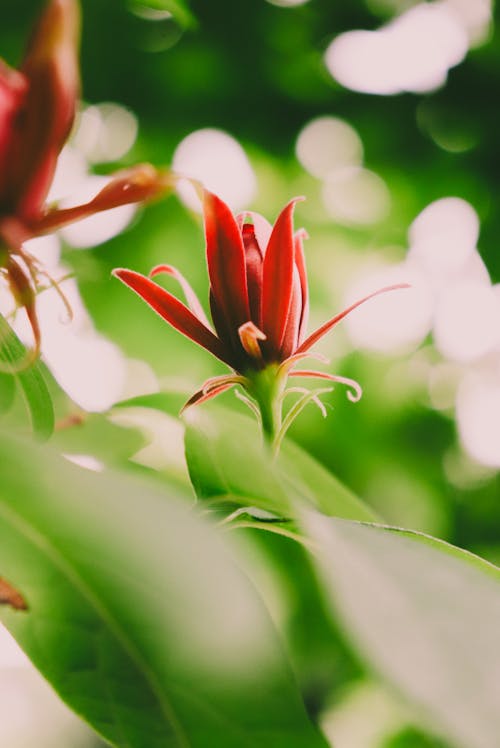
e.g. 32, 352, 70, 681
34, 165, 171, 234
2, 257, 41, 372
279, 265, 301, 360
181, 382, 234, 413
294, 229, 309, 344
113, 268, 233, 366
236, 211, 272, 254
180, 372, 247, 413
6, 0, 80, 222
261, 197, 304, 357
296, 283, 411, 354
289, 370, 362, 402
0, 64, 27, 205
149, 263, 211, 328
204, 191, 250, 340
241, 224, 264, 324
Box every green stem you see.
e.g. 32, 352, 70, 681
245, 364, 286, 445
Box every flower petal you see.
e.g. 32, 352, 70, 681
294, 228, 309, 344
236, 211, 273, 255
113, 268, 233, 366
181, 373, 248, 413
204, 190, 250, 339
296, 283, 411, 354
241, 224, 264, 324
279, 265, 302, 360
34, 165, 172, 234
200, 374, 247, 393
149, 263, 211, 328
7, 0, 80, 222
278, 350, 329, 376
261, 197, 304, 357
0, 63, 27, 203
289, 370, 362, 402
180, 382, 235, 413
1, 257, 41, 372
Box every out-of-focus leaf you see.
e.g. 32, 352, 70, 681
0, 314, 54, 441
0, 373, 15, 414
115, 391, 187, 417
129, 0, 196, 28
306, 513, 500, 748
0, 431, 328, 748
184, 405, 377, 522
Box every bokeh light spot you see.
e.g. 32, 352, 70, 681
266, 0, 311, 7
172, 128, 257, 213
73, 103, 138, 163
322, 166, 390, 226
408, 197, 479, 279
344, 262, 433, 353
325, 3, 468, 95
60, 176, 136, 248
457, 369, 500, 468
296, 116, 363, 179
46, 146, 88, 204
433, 282, 500, 363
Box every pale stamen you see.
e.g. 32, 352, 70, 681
238, 320, 266, 360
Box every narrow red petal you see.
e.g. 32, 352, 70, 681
204, 190, 250, 338
241, 224, 264, 324
296, 283, 411, 354
261, 197, 304, 357
236, 211, 273, 254
113, 268, 233, 366
180, 382, 234, 413
181, 372, 247, 413
279, 265, 301, 360
1, 257, 41, 372
34, 165, 171, 234
7, 0, 80, 221
294, 229, 309, 344
289, 370, 362, 402
200, 374, 247, 393
0, 64, 28, 206
278, 351, 329, 377
149, 263, 211, 328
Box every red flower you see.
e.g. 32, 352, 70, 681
114, 191, 408, 444
0, 0, 171, 368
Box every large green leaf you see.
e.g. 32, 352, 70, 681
0, 314, 54, 441
0, 373, 15, 414
306, 513, 500, 748
0, 431, 327, 748
184, 404, 377, 522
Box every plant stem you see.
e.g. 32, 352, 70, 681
245, 364, 285, 445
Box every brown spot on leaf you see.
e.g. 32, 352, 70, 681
0, 577, 28, 611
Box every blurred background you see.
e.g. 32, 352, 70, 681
1, 0, 500, 745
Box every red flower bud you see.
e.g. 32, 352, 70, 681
1, 0, 80, 223
0, 1, 172, 367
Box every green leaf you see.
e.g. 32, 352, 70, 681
0, 314, 54, 441
115, 391, 187, 417
129, 0, 196, 29
184, 405, 377, 522
306, 513, 500, 748
0, 431, 327, 748
0, 373, 15, 414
